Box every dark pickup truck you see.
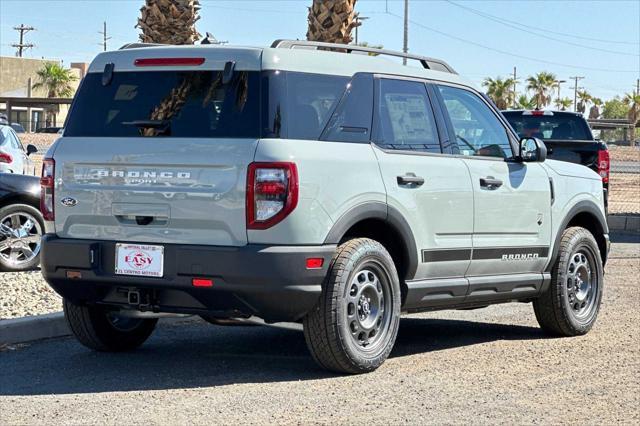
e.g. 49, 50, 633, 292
502, 110, 609, 209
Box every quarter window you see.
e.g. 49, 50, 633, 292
374, 79, 441, 153
438, 85, 513, 158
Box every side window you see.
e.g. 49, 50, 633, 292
9, 131, 23, 150
438, 85, 513, 159
321, 73, 373, 143
374, 79, 441, 153
286, 73, 349, 141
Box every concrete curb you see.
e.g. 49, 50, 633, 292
608, 214, 640, 233
0, 312, 70, 345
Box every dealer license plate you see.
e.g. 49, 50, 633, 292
115, 243, 164, 278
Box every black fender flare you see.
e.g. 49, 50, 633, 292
323, 202, 419, 280
546, 200, 609, 273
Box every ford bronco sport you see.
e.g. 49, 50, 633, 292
41, 40, 610, 374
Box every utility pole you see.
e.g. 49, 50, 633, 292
403, 0, 409, 65
11, 24, 35, 57
354, 16, 369, 45
570, 76, 585, 112
512, 66, 517, 108
98, 21, 112, 52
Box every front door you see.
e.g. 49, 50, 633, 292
436, 84, 552, 278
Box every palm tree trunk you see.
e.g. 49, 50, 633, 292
137, 0, 201, 45
307, 0, 360, 44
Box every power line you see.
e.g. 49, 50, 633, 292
386, 12, 638, 74
444, 1, 638, 57
11, 24, 35, 57
445, 0, 639, 47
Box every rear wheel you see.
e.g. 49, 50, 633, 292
64, 299, 158, 351
533, 227, 604, 336
303, 238, 401, 374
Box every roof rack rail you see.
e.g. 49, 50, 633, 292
270, 39, 456, 74
119, 42, 165, 50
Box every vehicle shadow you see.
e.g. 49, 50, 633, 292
0, 317, 545, 396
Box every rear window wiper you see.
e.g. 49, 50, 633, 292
122, 120, 171, 129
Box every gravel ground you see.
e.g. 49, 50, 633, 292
0, 270, 61, 320
0, 236, 638, 425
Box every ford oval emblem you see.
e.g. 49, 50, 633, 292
61, 197, 78, 207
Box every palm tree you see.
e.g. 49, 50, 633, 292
589, 98, 602, 119
32, 62, 77, 98
137, 0, 201, 44
307, 0, 360, 44
526, 72, 557, 109
623, 92, 640, 125
515, 95, 537, 110
554, 97, 573, 111
482, 76, 516, 110
576, 90, 592, 114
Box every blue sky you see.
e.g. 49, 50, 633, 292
1, 0, 639, 100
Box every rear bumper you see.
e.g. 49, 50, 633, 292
41, 235, 335, 322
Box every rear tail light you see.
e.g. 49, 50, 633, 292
40, 158, 55, 221
247, 162, 298, 230
597, 149, 610, 184
0, 151, 12, 164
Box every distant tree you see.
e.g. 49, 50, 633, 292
356, 41, 384, 56
32, 62, 77, 98
602, 97, 630, 119
576, 90, 592, 114
515, 94, 536, 110
623, 92, 640, 125
482, 76, 516, 110
589, 98, 602, 119
526, 72, 557, 109
554, 97, 573, 111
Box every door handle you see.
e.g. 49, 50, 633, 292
397, 174, 425, 187
479, 176, 503, 189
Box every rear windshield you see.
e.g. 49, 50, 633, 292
65, 71, 261, 138
502, 112, 592, 141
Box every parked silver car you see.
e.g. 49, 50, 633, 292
0, 124, 38, 175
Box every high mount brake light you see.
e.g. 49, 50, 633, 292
134, 58, 205, 67
524, 110, 553, 116
597, 149, 610, 184
246, 162, 298, 230
40, 158, 55, 221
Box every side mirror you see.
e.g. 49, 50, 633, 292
519, 137, 547, 162
26, 144, 38, 156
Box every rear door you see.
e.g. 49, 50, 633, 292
436, 84, 552, 278
55, 62, 262, 247
372, 77, 473, 296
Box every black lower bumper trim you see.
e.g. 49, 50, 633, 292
41, 235, 335, 322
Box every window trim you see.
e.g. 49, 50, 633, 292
371, 74, 446, 155
433, 81, 520, 162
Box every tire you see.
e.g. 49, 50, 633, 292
533, 227, 604, 336
0, 203, 44, 272
303, 238, 401, 374
64, 299, 158, 352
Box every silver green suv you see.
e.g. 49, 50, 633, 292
40, 40, 609, 374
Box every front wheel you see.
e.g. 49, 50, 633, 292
533, 227, 604, 336
303, 238, 401, 374
64, 300, 158, 352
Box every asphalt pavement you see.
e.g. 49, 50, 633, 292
1, 235, 638, 425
